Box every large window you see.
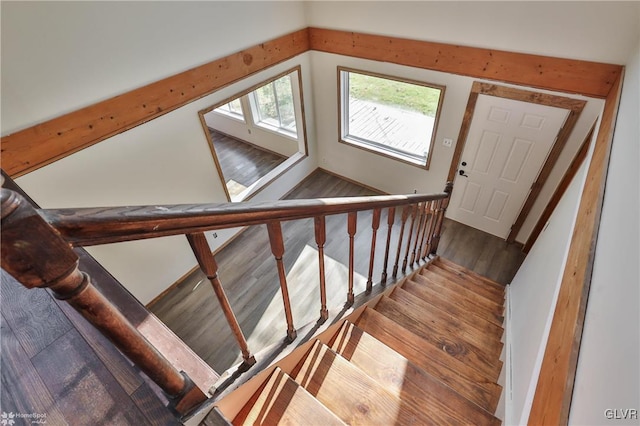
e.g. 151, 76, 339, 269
339, 68, 444, 168
214, 98, 244, 120
251, 74, 297, 134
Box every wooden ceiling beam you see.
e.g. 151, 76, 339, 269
1, 28, 310, 177
1, 27, 623, 178
308, 28, 622, 98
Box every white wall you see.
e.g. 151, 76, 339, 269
3, 1, 639, 304
1, 1, 307, 133
305, 1, 638, 64
569, 40, 640, 425
507, 137, 593, 425
5, 2, 313, 304
310, 53, 600, 242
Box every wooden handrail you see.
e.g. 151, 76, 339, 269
40, 193, 449, 247
0, 188, 208, 416
2, 180, 452, 419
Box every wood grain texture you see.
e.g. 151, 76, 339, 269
1, 29, 310, 177
437, 218, 526, 285
2, 27, 622, 180
151, 170, 392, 373
419, 270, 504, 315
434, 256, 505, 291
292, 340, 425, 425
233, 367, 346, 426
373, 296, 502, 380
42, 191, 447, 247
528, 69, 624, 426
151, 171, 520, 375
355, 308, 502, 412
208, 129, 288, 201
400, 278, 504, 338
130, 383, 182, 426
388, 287, 503, 357
309, 28, 622, 97
0, 269, 73, 358
412, 274, 504, 326
31, 329, 151, 425
426, 263, 504, 304
0, 317, 68, 425
331, 321, 500, 426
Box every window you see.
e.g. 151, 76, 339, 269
339, 68, 444, 168
251, 74, 297, 134
214, 98, 244, 120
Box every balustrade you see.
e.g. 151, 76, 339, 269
1, 178, 451, 417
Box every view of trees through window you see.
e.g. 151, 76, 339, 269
340, 68, 444, 167
213, 73, 297, 135
253, 75, 296, 133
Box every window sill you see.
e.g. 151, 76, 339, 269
340, 137, 429, 169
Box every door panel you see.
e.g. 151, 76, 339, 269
448, 94, 569, 238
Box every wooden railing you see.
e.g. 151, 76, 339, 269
0, 180, 452, 416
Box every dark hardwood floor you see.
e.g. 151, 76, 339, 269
151, 170, 526, 374
439, 219, 526, 286
209, 129, 288, 197
0, 266, 179, 426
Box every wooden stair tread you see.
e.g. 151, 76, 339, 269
411, 274, 504, 325
416, 271, 505, 318
426, 263, 504, 304
291, 340, 425, 425
434, 257, 504, 291
400, 278, 504, 335
388, 287, 503, 358
330, 321, 501, 426
373, 296, 502, 380
233, 367, 346, 426
355, 307, 502, 412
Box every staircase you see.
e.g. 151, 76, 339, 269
213, 256, 505, 425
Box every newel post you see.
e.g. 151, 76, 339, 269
0, 189, 207, 417
430, 181, 454, 255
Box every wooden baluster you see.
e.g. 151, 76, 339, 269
186, 232, 256, 368
366, 208, 381, 292
347, 212, 357, 305
430, 182, 454, 255
0, 189, 206, 416
420, 201, 435, 261
410, 203, 426, 266
416, 201, 429, 261
425, 199, 442, 256
402, 203, 419, 273
392, 205, 411, 278
266, 221, 297, 342
381, 207, 395, 284
314, 216, 328, 322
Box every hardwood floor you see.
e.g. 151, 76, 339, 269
1, 259, 179, 426
438, 218, 526, 285
151, 170, 526, 375
209, 129, 287, 197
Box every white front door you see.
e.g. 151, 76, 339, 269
447, 94, 570, 238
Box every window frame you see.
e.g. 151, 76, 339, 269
338, 67, 445, 170
213, 98, 246, 121
249, 74, 298, 138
